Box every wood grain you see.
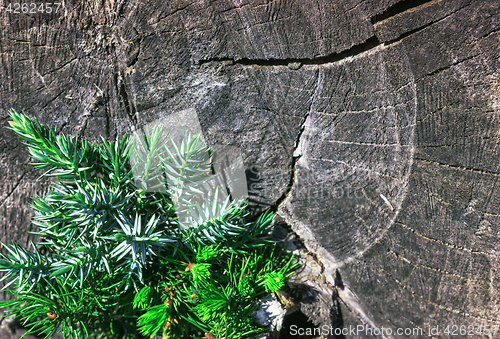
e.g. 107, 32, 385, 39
1, 0, 499, 337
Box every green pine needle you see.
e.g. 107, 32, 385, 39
0, 111, 299, 339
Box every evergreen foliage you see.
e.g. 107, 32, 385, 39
0, 110, 298, 339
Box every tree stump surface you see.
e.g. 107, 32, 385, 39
1, 0, 499, 338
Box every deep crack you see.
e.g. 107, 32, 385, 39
371, 0, 437, 24
199, 36, 381, 67
269, 110, 310, 214
0, 172, 27, 208
114, 71, 137, 128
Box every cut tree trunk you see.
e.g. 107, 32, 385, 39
1, 0, 499, 338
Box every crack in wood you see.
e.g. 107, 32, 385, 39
380, 267, 500, 323
394, 221, 499, 258
7, 38, 32, 43
270, 71, 320, 213
155, 1, 197, 23
412, 179, 500, 219
419, 139, 498, 148
415, 158, 500, 177
411, 182, 453, 206
426, 54, 477, 77
198, 36, 381, 67
387, 249, 466, 279
371, 0, 439, 25
41, 57, 78, 77
120, 80, 136, 126
126, 36, 142, 68
269, 115, 308, 214
0, 172, 27, 208
310, 157, 402, 182
104, 97, 111, 139
112, 70, 137, 128
316, 101, 415, 115
41, 90, 65, 110
382, 2, 471, 45
482, 176, 498, 222
480, 27, 500, 40
327, 140, 411, 148
416, 106, 497, 125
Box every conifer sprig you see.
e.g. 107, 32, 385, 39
0, 110, 299, 339
8, 110, 98, 180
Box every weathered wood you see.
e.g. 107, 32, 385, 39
1, 0, 500, 337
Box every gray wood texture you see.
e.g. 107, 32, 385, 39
1, 0, 499, 337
